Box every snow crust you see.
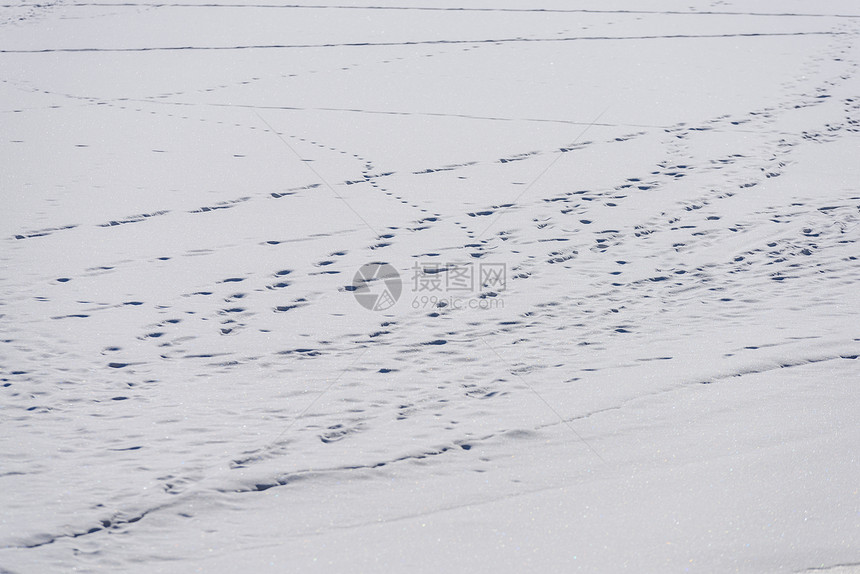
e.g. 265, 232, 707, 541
2, 1, 859, 572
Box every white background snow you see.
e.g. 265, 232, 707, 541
1, 0, 859, 572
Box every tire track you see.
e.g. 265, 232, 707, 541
1, 31, 851, 53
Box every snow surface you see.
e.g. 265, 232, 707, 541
2, 0, 860, 572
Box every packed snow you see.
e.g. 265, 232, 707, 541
1, 1, 859, 572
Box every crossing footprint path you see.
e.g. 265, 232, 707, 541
1, 3, 860, 570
